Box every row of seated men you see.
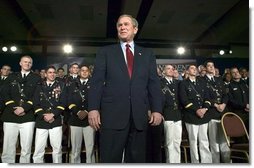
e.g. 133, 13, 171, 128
0, 56, 249, 163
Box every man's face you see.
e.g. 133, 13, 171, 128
163, 65, 174, 77
20, 57, 32, 71
79, 66, 90, 79
58, 69, 64, 77
71, 65, 80, 74
188, 65, 197, 76
1, 65, 11, 76
46, 68, 56, 82
206, 62, 215, 74
40, 69, 46, 79
117, 16, 138, 43
231, 68, 241, 80
240, 69, 248, 78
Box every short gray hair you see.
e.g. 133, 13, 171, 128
117, 14, 139, 28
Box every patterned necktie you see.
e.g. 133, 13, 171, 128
126, 44, 134, 78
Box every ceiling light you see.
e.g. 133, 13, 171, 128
219, 50, 225, 55
229, 50, 232, 54
63, 44, 73, 53
2, 46, 8, 52
177, 47, 185, 55
10, 46, 17, 52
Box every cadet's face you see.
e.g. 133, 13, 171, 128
240, 69, 248, 78
58, 70, 64, 77
20, 57, 32, 71
117, 16, 138, 43
163, 65, 174, 77
40, 70, 46, 78
206, 62, 215, 74
188, 66, 197, 76
1, 66, 11, 76
71, 65, 80, 74
80, 66, 90, 79
231, 68, 241, 79
46, 68, 56, 82
225, 74, 231, 82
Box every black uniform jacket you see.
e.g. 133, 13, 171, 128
33, 80, 66, 129
203, 75, 228, 120
161, 78, 182, 121
1, 72, 40, 123
67, 78, 90, 127
179, 78, 212, 125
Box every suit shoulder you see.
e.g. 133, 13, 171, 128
100, 44, 119, 50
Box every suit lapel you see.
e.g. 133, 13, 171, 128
132, 45, 142, 79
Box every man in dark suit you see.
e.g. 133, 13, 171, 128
88, 14, 163, 163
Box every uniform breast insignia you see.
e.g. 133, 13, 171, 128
52, 85, 61, 101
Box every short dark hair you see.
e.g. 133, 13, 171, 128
57, 67, 64, 71
80, 64, 89, 69
186, 64, 196, 70
45, 65, 56, 72
70, 63, 79, 68
203, 60, 214, 67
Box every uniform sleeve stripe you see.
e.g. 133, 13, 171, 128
185, 103, 193, 109
57, 106, 65, 110
205, 101, 211, 106
27, 101, 33, 105
5, 100, 15, 105
68, 104, 76, 109
35, 108, 43, 113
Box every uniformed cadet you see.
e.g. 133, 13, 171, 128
222, 72, 231, 94
0, 65, 11, 113
56, 67, 65, 81
63, 63, 80, 124
67, 65, 95, 163
64, 63, 80, 86
1, 56, 40, 163
0, 64, 11, 154
179, 64, 212, 163
239, 67, 249, 87
33, 66, 66, 163
227, 67, 249, 131
160, 65, 182, 163
203, 60, 230, 163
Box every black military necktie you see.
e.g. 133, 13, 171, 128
211, 77, 215, 82
48, 83, 52, 87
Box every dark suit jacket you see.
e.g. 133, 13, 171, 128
88, 43, 162, 130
